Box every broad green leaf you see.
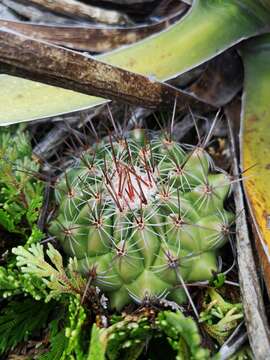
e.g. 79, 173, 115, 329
88, 325, 106, 360
241, 34, 270, 290
1, 0, 270, 124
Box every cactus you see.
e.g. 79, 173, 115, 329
49, 129, 234, 310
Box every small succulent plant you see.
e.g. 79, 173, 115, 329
90, 310, 210, 360
199, 288, 243, 344
49, 129, 234, 310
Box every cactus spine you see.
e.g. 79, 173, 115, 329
49, 129, 233, 310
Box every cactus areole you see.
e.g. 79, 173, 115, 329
50, 129, 233, 310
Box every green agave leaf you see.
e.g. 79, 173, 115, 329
240, 34, 270, 292
1, 0, 270, 124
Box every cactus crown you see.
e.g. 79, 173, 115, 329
50, 129, 233, 310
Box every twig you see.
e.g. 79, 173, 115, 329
227, 114, 270, 359
0, 28, 212, 112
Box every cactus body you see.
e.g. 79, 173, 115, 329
50, 130, 233, 310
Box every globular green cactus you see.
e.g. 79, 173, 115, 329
49, 129, 234, 310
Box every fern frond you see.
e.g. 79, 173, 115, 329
38, 296, 87, 360
62, 295, 87, 359
0, 298, 53, 354
0, 127, 44, 237
38, 330, 68, 360
12, 243, 86, 301
0, 266, 48, 300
